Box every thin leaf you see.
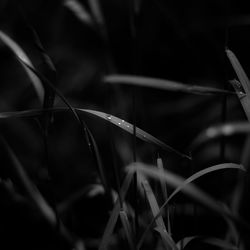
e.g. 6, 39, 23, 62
157, 157, 171, 235
104, 75, 236, 96
81, 109, 191, 159
99, 172, 134, 250
64, 0, 94, 27
226, 49, 250, 95
0, 30, 44, 102
191, 122, 250, 149
0, 137, 84, 250
138, 174, 177, 250
127, 162, 248, 247
176, 236, 197, 250
176, 236, 238, 250
119, 209, 135, 250
88, 0, 107, 39
0, 107, 191, 160
229, 79, 250, 121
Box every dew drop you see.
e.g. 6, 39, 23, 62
118, 122, 121, 125
107, 115, 112, 120
121, 120, 125, 123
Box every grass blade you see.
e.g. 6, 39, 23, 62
64, 0, 94, 27
80, 109, 191, 159
127, 162, 248, 247
157, 157, 171, 235
0, 107, 191, 160
176, 236, 238, 250
0, 137, 84, 250
99, 172, 134, 250
226, 49, 250, 95
104, 75, 236, 96
138, 174, 177, 250
0, 30, 44, 102
191, 122, 250, 149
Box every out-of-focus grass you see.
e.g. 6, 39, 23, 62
1, 1, 250, 250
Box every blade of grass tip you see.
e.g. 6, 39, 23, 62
78, 109, 191, 160
138, 173, 177, 250
0, 30, 44, 103
57, 184, 105, 214
157, 157, 168, 202
99, 171, 134, 250
157, 157, 171, 235
226, 49, 250, 95
0, 137, 85, 250
176, 236, 197, 250
129, 162, 247, 247
120, 209, 135, 250
191, 122, 250, 150
64, 0, 94, 27
104, 75, 236, 96
88, 0, 107, 40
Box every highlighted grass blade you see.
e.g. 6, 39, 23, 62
138, 174, 177, 250
104, 75, 236, 96
64, 0, 94, 27
127, 162, 247, 247
99, 172, 134, 250
0, 108, 191, 160
81, 109, 190, 159
191, 122, 250, 149
0, 30, 44, 102
226, 49, 250, 95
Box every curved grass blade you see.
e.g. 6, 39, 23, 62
80, 109, 191, 159
99, 172, 133, 250
176, 236, 238, 250
128, 163, 247, 248
64, 0, 94, 27
191, 122, 250, 149
226, 49, 250, 95
104, 75, 236, 96
0, 137, 84, 250
11, 61, 111, 202
0, 30, 44, 102
138, 174, 177, 250
0, 108, 191, 160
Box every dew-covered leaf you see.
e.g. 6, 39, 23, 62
0, 108, 191, 159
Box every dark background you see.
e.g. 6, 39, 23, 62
0, 0, 250, 249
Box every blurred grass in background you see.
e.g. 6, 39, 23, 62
1, 0, 250, 249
